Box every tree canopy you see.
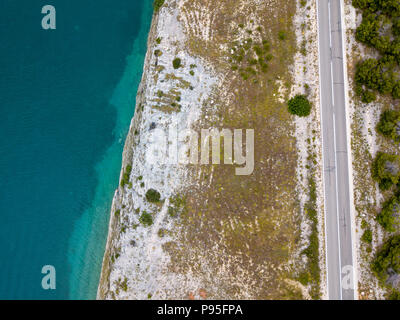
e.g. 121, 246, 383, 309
371, 152, 400, 190
377, 110, 400, 141
372, 235, 400, 285
353, 0, 400, 102
377, 194, 400, 232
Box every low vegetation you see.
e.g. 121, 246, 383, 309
352, 0, 400, 298
172, 57, 182, 69
228, 28, 273, 80
377, 194, 400, 232
377, 110, 400, 142
145, 189, 161, 203
353, 0, 400, 102
361, 229, 373, 244
301, 176, 321, 299
371, 152, 400, 191
287, 94, 312, 117
120, 165, 132, 187
153, 0, 165, 12
139, 212, 153, 227
168, 194, 186, 218
372, 235, 400, 285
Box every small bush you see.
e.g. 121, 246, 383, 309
371, 152, 400, 190
278, 30, 287, 40
146, 189, 161, 203
377, 110, 400, 142
168, 194, 186, 217
173, 57, 182, 69
361, 229, 373, 244
372, 235, 400, 284
120, 165, 132, 187
139, 212, 153, 227
298, 271, 311, 285
288, 95, 312, 117
377, 195, 400, 232
389, 290, 400, 300
153, 0, 165, 12
158, 228, 166, 237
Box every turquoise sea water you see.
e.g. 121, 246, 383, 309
0, 0, 152, 299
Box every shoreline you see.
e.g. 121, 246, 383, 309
96, 9, 161, 299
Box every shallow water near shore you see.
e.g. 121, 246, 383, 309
0, 0, 152, 299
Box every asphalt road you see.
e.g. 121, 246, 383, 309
317, 0, 355, 300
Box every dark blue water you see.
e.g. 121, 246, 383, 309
0, 0, 152, 299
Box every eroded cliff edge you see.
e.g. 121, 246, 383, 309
98, 0, 325, 300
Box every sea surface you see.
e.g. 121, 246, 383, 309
0, 0, 152, 299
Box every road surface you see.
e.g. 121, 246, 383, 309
317, 0, 355, 300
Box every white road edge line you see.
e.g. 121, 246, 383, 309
333, 114, 343, 300
331, 61, 335, 107
339, 0, 358, 299
328, 0, 332, 47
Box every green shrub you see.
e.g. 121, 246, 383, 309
361, 219, 368, 229
300, 176, 320, 299
139, 212, 153, 226
372, 235, 400, 284
361, 229, 373, 243
146, 189, 161, 203
360, 88, 376, 103
278, 30, 287, 40
371, 152, 400, 190
377, 110, 400, 142
298, 271, 311, 286
153, 0, 165, 12
120, 165, 132, 187
377, 195, 400, 232
168, 194, 187, 217
157, 228, 166, 237
352, 1, 400, 102
173, 57, 182, 69
288, 95, 312, 117
389, 290, 400, 300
